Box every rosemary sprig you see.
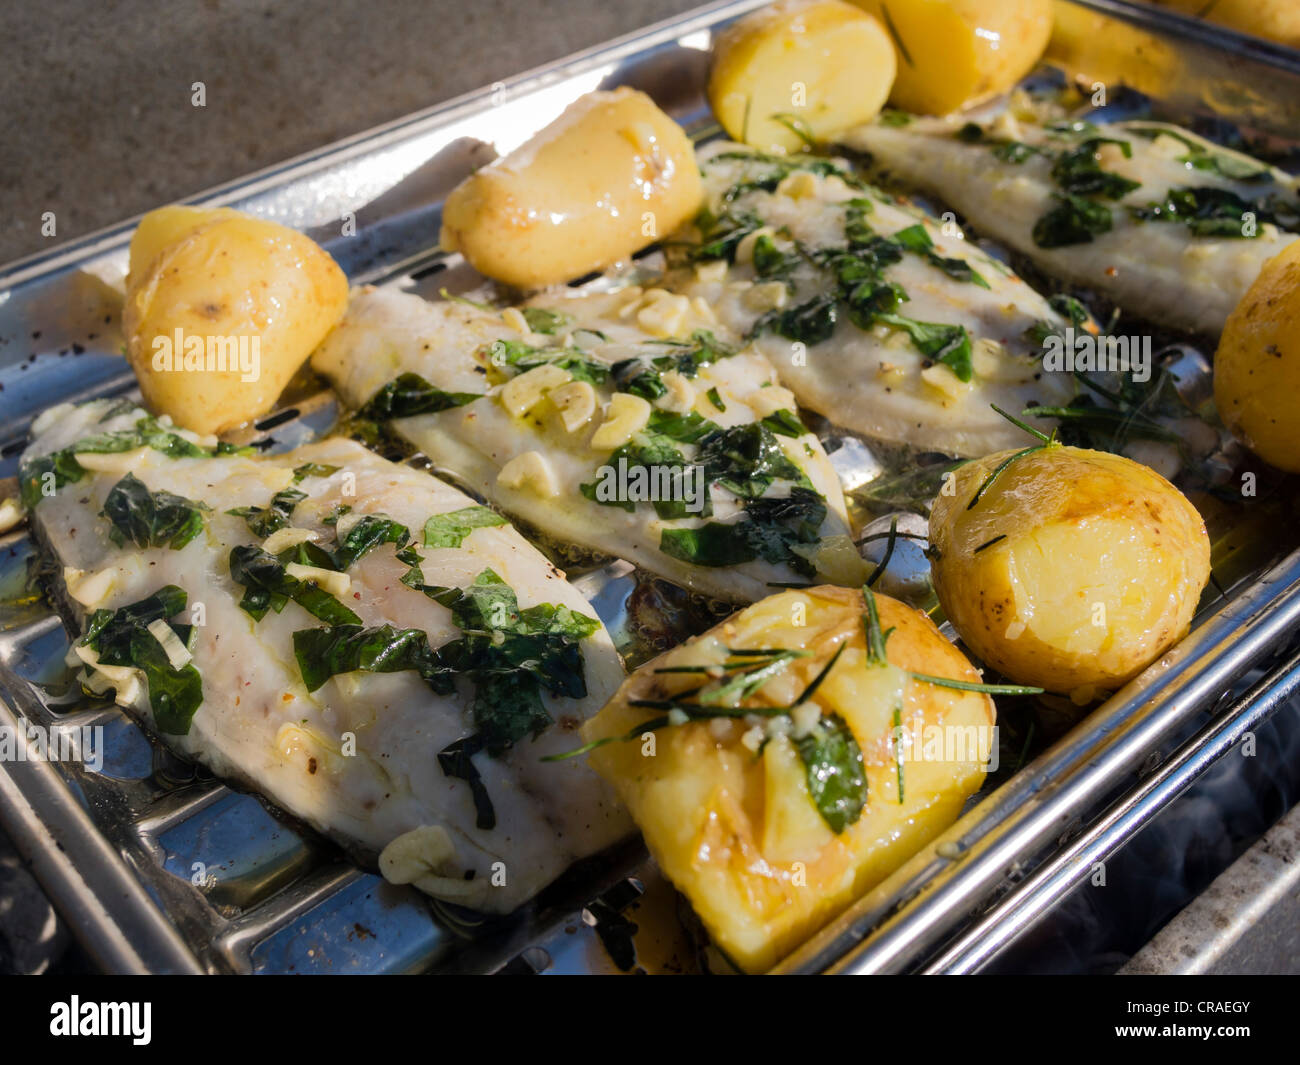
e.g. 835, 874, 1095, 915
862, 584, 893, 666
908, 672, 1044, 695
865, 517, 899, 589
542, 644, 844, 762
892, 702, 905, 804
966, 404, 1059, 511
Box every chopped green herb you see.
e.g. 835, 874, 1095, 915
228, 545, 361, 625
227, 487, 307, 538
100, 473, 206, 550
422, 505, 507, 549
521, 307, 573, 334
80, 586, 202, 735
796, 712, 867, 832
360, 373, 481, 419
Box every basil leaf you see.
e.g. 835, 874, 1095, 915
521, 307, 573, 335
422, 506, 507, 549
292, 623, 452, 693
20, 414, 220, 508
229, 545, 360, 625
876, 314, 974, 382
660, 487, 826, 577
1129, 185, 1264, 238
101, 473, 206, 550
81, 586, 202, 736
1033, 193, 1114, 247
227, 488, 307, 538
360, 373, 481, 419
697, 422, 809, 499
760, 293, 839, 346
751, 234, 801, 280
794, 713, 867, 833
437, 735, 495, 830
692, 209, 763, 262
1050, 138, 1140, 200
414, 569, 599, 756
487, 339, 610, 385
760, 409, 809, 437
292, 463, 339, 482
334, 514, 410, 569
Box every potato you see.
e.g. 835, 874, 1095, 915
123, 206, 349, 435
930, 444, 1211, 700
440, 88, 701, 290
1150, 0, 1300, 50
581, 585, 993, 973
1214, 241, 1300, 473
708, 0, 896, 154
849, 0, 1052, 115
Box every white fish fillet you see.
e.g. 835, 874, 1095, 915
312, 287, 857, 603
840, 114, 1300, 336
21, 399, 630, 912
664, 143, 1079, 458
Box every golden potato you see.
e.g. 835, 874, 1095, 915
580, 585, 993, 973
440, 88, 701, 290
123, 206, 349, 435
849, 0, 1052, 114
1214, 241, 1300, 473
930, 443, 1211, 700
1150, 0, 1300, 50
708, 0, 896, 154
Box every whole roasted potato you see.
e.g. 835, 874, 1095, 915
1214, 241, 1300, 473
1150, 0, 1299, 50
123, 205, 349, 435
579, 585, 994, 973
440, 88, 702, 290
930, 443, 1211, 700
708, 0, 896, 154
849, 0, 1053, 115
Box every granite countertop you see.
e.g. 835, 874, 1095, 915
0, 0, 703, 268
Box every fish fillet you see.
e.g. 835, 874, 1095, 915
312, 287, 857, 603
662, 143, 1079, 458
840, 114, 1300, 335
20, 398, 630, 912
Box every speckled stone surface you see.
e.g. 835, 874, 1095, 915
1121, 800, 1300, 975
0, 0, 703, 267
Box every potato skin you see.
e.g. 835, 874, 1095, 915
582, 586, 992, 973
1151, 0, 1300, 50
440, 88, 702, 290
850, 0, 1052, 115
708, 0, 896, 154
123, 206, 349, 435
930, 444, 1211, 698
1214, 241, 1300, 473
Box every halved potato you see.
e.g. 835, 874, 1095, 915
580, 585, 993, 973
123, 206, 349, 435
930, 443, 1211, 700
1214, 241, 1300, 473
709, 0, 897, 154
849, 0, 1052, 115
440, 88, 701, 289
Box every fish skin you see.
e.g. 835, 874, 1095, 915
840, 114, 1300, 336
23, 399, 630, 913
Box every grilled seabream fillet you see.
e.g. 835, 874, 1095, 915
665, 143, 1079, 458
20, 399, 630, 911
312, 287, 857, 603
840, 114, 1300, 335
